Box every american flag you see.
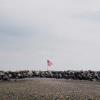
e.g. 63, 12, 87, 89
47, 59, 53, 67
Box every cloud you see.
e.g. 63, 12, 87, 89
0, 16, 35, 53
73, 11, 100, 22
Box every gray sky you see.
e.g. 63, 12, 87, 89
0, 0, 100, 71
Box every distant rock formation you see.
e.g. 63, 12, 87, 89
0, 70, 100, 81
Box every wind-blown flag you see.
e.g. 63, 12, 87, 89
47, 59, 53, 68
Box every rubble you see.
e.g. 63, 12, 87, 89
0, 70, 100, 81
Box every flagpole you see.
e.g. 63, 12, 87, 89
46, 61, 48, 71
47, 61, 48, 71
47, 64, 48, 71
47, 65, 48, 71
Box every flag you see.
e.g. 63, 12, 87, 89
47, 59, 53, 67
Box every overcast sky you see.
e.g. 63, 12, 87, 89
0, 0, 100, 71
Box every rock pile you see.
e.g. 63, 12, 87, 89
0, 70, 100, 81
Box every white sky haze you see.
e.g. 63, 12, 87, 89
0, 0, 100, 71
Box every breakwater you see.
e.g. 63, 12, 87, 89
0, 70, 100, 81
